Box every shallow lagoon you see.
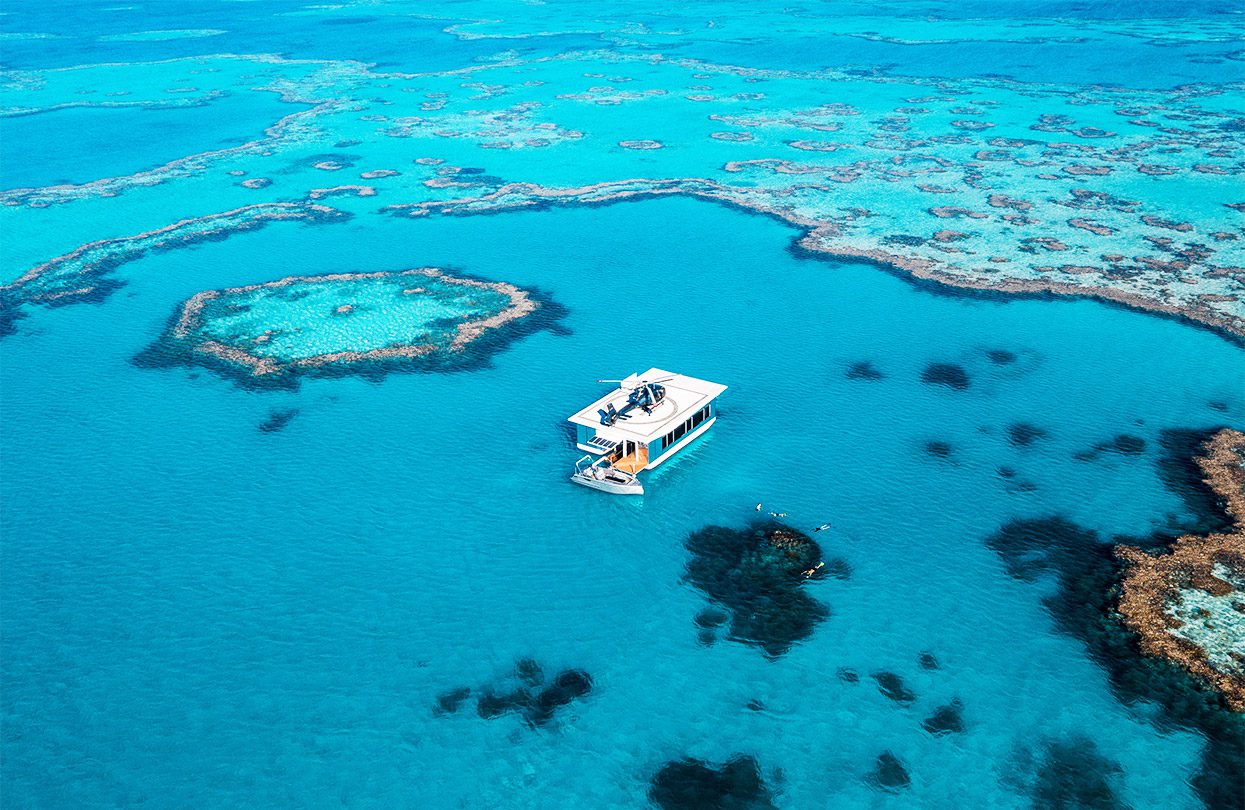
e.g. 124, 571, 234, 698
3, 197, 1240, 807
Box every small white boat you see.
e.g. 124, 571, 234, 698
571, 455, 645, 495
567, 368, 727, 495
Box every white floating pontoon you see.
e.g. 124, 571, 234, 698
567, 368, 727, 495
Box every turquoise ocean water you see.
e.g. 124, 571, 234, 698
2, 2, 1243, 808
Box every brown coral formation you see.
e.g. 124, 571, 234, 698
1115, 428, 1245, 711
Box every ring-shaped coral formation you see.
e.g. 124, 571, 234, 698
137, 267, 566, 388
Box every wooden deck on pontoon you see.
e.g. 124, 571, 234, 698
612, 450, 648, 474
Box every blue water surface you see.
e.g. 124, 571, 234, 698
3, 196, 1241, 807
2, 1, 1244, 808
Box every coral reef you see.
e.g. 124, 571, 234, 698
434, 658, 593, 728
683, 522, 830, 658
0, 54, 367, 206
845, 361, 885, 380
921, 362, 971, 390
383, 167, 1245, 345
921, 700, 966, 735
1115, 428, 1245, 711
1004, 735, 1124, 810
1, 201, 351, 337
984, 513, 1244, 809
257, 408, 298, 433
648, 755, 775, 810
866, 751, 911, 792
1006, 423, 1047, 448
872, 671, 917, 706
1074, 434, 1147, 461
136, 267, 564, 388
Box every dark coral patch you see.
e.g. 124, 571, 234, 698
986, 349, 1018, 365
694, 608, 729, 629
649, 755, 775, 810
684, 523, 830, 658
476, 688, 531, 720
845, 361, 886, 380
1103, 434, 1147, 454
1074, 434, 1147, 461
924, 440, 954, 458
1007, 423, 1048, 447
432, 686, 471, 716
918, 651, 940, 670
525, 669, 593, 727
258, 407, 298, 433
515, 657, 544, 687
867, 751, 911, 792
872, 671, 916, 705
1005, 736, 1123, 810
838, 668, 860, 683
444, 659, 592, 729
921, 363, 971, 390
1156, 428, 1236, 536
921, 699, 965, 735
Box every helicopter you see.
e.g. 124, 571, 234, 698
596, 374, 674, 426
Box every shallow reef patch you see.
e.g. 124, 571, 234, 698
1006, 423, 1048, 448
1073, 434, 1147, 461
872, 671, 917, 706
921, 699, 966, 736
920, 362, 971, 390
1, 201, 352, 339
866, 751, 911, 793
1003, 735, 1124, 810
257, 407, 299, 433
845, 360, 885, 380
648, 755, 775, 810
433, 658, 593, 728
683, 522, 831, 658
1155, 427, 1237, 535
136, 267, 567, 389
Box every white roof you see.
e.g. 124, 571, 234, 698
567, 368, 727, 444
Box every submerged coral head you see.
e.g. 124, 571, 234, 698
683, 522, 832, 658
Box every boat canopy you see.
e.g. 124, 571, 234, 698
567, 368, 728, 445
